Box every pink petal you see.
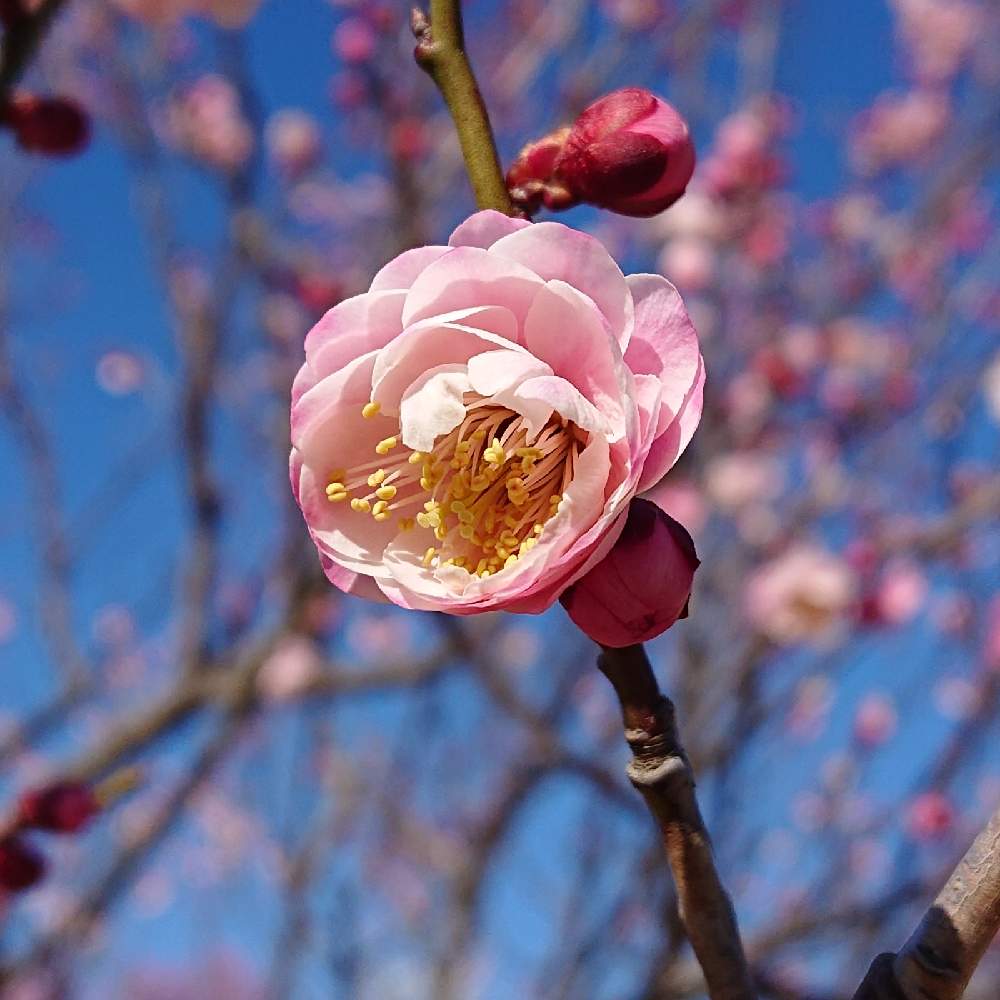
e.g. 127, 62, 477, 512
402, 246, 543, 331
448, 210, 532, 249
623, 273, 701, 418
466, 349, 552, 397
319, 554, 388, 603
399, 365, 472, 452
304, 290, 405, 384
370, 308, 520, 414
369, 246, 450, 292
291, 350, 379, 453
468, 349, 555, 439
489, 222, 634, 351
636, 355, 705, 492
515, 375, 612, 438
522, 279, 629, 425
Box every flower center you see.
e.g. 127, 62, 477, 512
325, 398, 585, 578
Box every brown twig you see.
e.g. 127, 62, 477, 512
853, 803, 1000, 1000
0, 0, 68, 102
598, 643, 757, 1000
411, 0, 515, 214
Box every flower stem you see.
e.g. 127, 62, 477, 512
413, 0, 516, 216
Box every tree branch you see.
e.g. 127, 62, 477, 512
853, 803, 1000, 1000
412, 0, 515, 214
598, 643, 757, 1000
0, 0, 68, 102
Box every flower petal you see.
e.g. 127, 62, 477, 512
515, 375, 612, 438
304, 289, 405, 385
489, 222, 634, 351
369, 246, 450, 292
522, 279, 628, 425
399, 365, 472, 452
370, 307, 521, 414
624, 273, 701, 418
402, 246, 543, 332
636, 355, 705, 492
448, 210, 532, 249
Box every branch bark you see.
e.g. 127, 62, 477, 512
0, 0, 68, 102
412, 0, 515, 214
598, 643, 757, 1000
853, 803, 1000, 1000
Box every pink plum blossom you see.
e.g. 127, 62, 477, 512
745, 544, 857, 645
290, 210, 704, 614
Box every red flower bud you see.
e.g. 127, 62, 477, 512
560, 498, 699, 648
555, 88, 695, 217
17, 781, 99, 834
1, 93, 90, 157
0, 837, 46, 893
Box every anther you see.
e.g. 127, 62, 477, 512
375, 436, 398, 455
361, 401, 381, 419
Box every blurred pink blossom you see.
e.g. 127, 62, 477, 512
906, 791, 955, 841
96, 350, 144, 395
166, 75, 253, 173
256, 635, 322, 702
265, 109, 322, 179
745, 545, 857, 645
705, 451, 785, 512
333, 17, 376, 63
851, 89, 950, 174
891, 0, 980, 82
853, 693, 898, 747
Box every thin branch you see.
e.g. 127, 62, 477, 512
853, 803, 1000, 1000
412, 0, 515, 214
0, 0, 68, 101
598, 643, 757, 1000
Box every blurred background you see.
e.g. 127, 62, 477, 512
1, 0, 999, 997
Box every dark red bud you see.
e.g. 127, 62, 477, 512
553, 87, 695, 217
1, 93, 90, 157
561, 498, 700, 648
17, 781, 99, 834
0, 837, 46, 893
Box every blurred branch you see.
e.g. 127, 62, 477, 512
0, 322, 89, 689
412, 0, 515, 214
598, 643, 757, 1000
0, 0, 68, 101
853, 803, 1000, 1000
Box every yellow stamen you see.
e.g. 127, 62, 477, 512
375, 485, 397, 501
351, 498, 371, 513
375, 436, 398, 455
367, 469, 387, 487
361, 401, 381, 419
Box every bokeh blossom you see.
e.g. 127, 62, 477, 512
745, 544, 857, 645
290, 210, 704, 613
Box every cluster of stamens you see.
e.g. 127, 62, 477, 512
324, 398, 584, 578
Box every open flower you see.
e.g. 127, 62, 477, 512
290, 210, 704, 614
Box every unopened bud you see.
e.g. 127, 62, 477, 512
17, 781, 99, 834
0, 837, 46, 893
560, 498, 699, 648
1, 93, 90, 157
508, 87, 695, 218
